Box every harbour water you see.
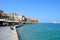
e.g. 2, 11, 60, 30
16, 23, 60, 40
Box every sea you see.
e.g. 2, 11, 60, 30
16, 23, 60, 40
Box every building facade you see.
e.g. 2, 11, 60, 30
0, 10, 9, 19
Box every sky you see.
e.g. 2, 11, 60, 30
0, 0, 60, 23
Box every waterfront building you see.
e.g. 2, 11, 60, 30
0, 10, 9, 19
30, 19, 38, 24
0, 10, 39, 25
7, 13, 22, 21
7, 13, 25, 25
0, 10, 9, 26
0, 11, 13, 26
26, 17, 31, 23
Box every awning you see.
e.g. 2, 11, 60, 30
0, 19, 6, 21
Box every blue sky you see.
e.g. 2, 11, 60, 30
0, 0, 60, 23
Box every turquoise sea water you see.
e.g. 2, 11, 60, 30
16, 23, 60, 40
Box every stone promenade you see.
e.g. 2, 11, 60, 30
0, 26, 18, 40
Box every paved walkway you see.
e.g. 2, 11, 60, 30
0, 26, 15, 40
